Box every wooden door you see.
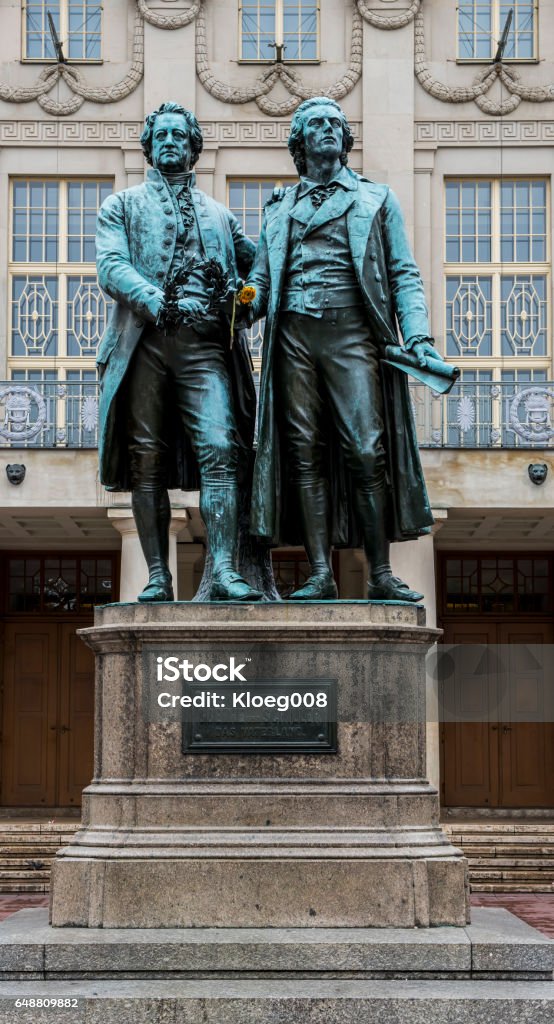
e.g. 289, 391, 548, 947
441, 621, 554, 808
58, 624, 95, 806
1, 622, 94, 807
497, 623, 554, 808
441, 623, 499, 807
1, 623, 58, 806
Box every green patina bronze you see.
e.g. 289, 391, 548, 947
96, 102, 262, 603
96, 97, 448, 605
247, 97, 445, 602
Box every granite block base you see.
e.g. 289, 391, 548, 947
49, 603, 468, 928
0, 908, 552, 1024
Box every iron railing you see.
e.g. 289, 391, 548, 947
0, 380, 99, 449
1, 379, 553, 450
410, 379, 554, 448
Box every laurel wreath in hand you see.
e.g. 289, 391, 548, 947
155, 256, 235, 336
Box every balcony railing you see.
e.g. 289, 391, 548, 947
410, 379, 554, 448
0, 381, 99, 449
1, 379, 553, 450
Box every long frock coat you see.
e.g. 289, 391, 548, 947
95, 168, 256, 491
247, 168, 434, 546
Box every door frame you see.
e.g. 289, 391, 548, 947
0, 549, 119, 809
0, 615, 95, 808
437, 551, 554, 810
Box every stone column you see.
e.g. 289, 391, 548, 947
362, 14, 415, 227
414, 148, 436, 312
142, 6, 197, 117
177, 542, 206, 600
108, 508, 190, 601
123, 147, 146, 188
391, 513, 447, 790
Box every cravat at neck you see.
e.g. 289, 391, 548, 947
308, 181, 341, 209
163, 170, 193, 188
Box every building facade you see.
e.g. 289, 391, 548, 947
0, 0, 553, 814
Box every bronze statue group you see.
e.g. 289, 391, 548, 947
96, 98, 441, 604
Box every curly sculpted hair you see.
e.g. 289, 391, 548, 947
287, 97, 354, 176
140, 101, 203, 168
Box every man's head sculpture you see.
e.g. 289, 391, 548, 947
287, 97, 354, 176
140, 101, 204, 168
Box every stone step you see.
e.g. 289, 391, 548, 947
0, 850, 71, 861
0, 822, 79, 894
0, 908, 553, 1024
449, 835, 554, 845
445, 823, 554, 834
443, 823, 554, 892
463, 847, 554, 858
0, 872, 50, 883
471, 882, 554, 893
471, 872, 554, 884
0, 979, 553, 1024
0, 883, 49, 893
0, 907, 552, 980
469, 858, 554, 869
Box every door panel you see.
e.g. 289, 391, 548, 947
497, 624, 554, 808
58, 625, 95, 806
441, 620, 554, 808
1, 621, 94, 807
1, 624, 58, 806
441, 624, 499, 806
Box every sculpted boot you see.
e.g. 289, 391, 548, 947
132, 489, 174, 602
289, 480, 338, 600
357, 484, 423, 603
201, 481, 263, 602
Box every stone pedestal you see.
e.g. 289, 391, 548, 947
50, 602, 468, 928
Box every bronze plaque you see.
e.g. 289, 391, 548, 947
182, 680, 337, 754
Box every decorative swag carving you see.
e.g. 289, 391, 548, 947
0, 0, 552, 117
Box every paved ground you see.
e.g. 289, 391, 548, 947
0, 895, 48, 923
1, 893, 554, 936
471, 893, 554, 938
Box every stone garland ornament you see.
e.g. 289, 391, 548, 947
413, 8, 554, 116
356, 0, 422, 31
0, 0, 553, 118
0, 2, 144, 116
137, 0, 201, 30
195, 1, 363, 116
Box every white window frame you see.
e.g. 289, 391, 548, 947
238, 0, 320, 63
8, 177, 113, 382
22, 1, 103, 63
456, 0, 538, 63
443, 176, 551, 378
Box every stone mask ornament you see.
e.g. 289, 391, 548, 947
5, 463, 26, 485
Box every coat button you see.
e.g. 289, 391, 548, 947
134, 318, 143, 328
162, 240, 171, 248
374, 273, 382, 282
161, 253, 169, 261
380, 293, 387, 303
370, 253, 377, 261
